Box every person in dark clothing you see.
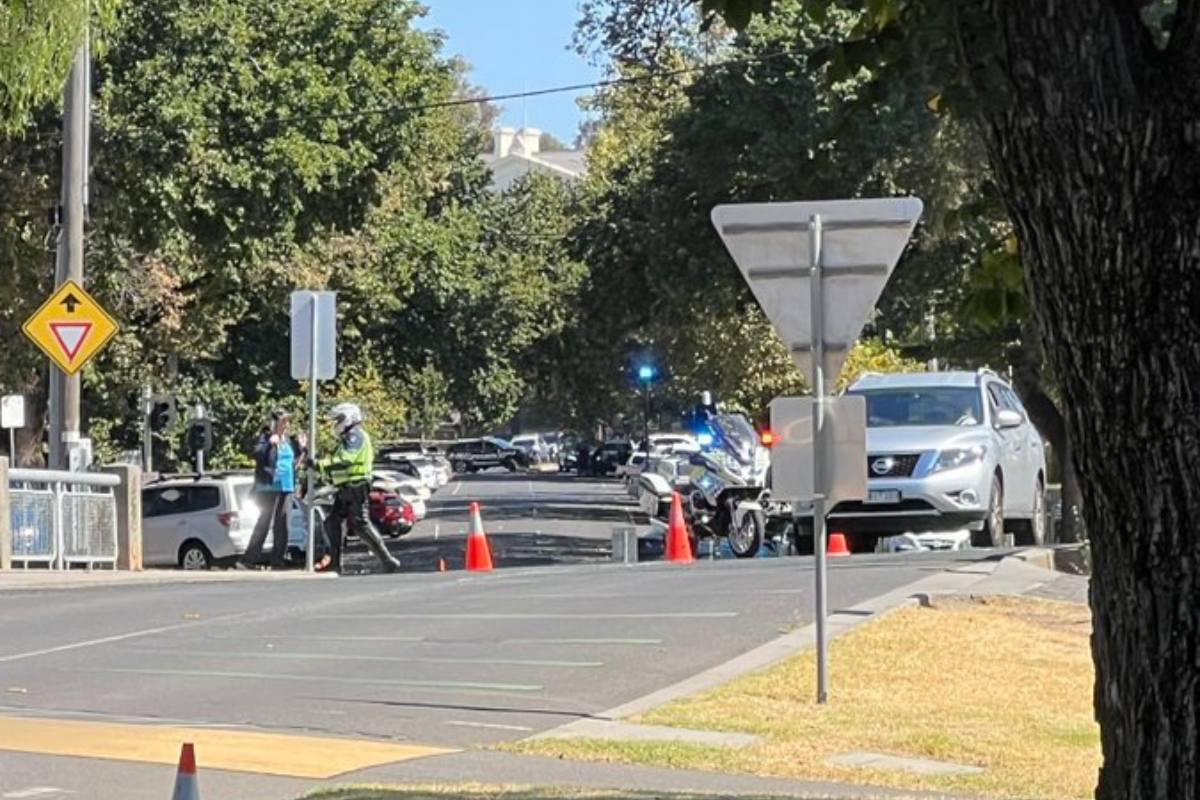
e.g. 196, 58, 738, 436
240, 408, 307, 569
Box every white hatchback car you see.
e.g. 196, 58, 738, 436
141, 473, 304, 570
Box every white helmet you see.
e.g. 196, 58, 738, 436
329, 403, 364, 436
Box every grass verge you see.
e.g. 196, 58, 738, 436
506, 596, 1099, 800
303, 787, 921, 800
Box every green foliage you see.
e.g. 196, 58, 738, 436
837, 338, 924, 393
554, 0, 975, 427
0, 0, 118, 133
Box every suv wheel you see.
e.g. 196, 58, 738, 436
179, 540, 213, 571
452, 460, 467, 474
1014, 479, 1047, 546
972, 474, 1005, 548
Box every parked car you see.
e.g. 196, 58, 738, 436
795, 369, 1047, 552
445, 437, 526, 473
372, 471, 429, 519
141, 472, 304, 570
291, 486, 417, 548
511, 433, 551, 463
378, 443, 453, 484
376, 455, 444, 491
584, 440, 634, 477
370, 468, 430, 501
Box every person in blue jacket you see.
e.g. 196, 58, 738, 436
240, 408, 307, 570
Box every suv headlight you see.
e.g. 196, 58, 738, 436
932, 444, 987, 473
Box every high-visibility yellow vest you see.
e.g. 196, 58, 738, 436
320, 428, 373, 486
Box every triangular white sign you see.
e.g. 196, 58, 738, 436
712, 198, 923, 389
50, 322, 92, 361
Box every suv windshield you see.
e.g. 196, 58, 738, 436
851, 387, 984, 428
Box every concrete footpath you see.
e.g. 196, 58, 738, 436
0, 567, 333, 591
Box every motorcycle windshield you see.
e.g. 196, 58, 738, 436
712, 414, 759, 467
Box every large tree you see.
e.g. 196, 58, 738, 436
559, 2, 985, 429
0, 0, 118, 133
708, 0, 1197, 796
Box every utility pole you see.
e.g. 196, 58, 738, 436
49, 33, 90, 471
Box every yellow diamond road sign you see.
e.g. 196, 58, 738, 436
22, 280, 120, 376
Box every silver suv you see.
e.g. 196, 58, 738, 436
828, 369, 1047, 550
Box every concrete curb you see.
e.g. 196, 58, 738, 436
0, 569, 335, 592
530, 560, 1000, 743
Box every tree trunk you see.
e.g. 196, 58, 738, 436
967, 1, 1200, 796
1060, 436, 1085, 545
14, 373, 46, 469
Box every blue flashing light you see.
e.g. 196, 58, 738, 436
697, 432, 714, 446
637, 365, 655, 381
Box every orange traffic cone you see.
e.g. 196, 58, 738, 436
465, 502, 494, 572
828, 532, 851, 558
666, 492, 694, 564
171, 743, 200, 800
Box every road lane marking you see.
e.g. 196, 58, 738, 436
123, 648, 603, 669
203, 634, 427, 644
452, 481, 463, 496
0, 715, 454, 779
0, 621, 205, 664
59, 667, 543, 694
314, 612, 738, 620
445, 720, 534, 732
3, 789, 73, 798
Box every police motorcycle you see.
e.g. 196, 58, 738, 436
637, 394, 770, 558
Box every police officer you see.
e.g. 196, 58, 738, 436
313, 402, 401, 574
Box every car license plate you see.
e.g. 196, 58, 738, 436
865, 490, 900, 505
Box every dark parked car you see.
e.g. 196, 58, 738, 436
445, 437, 526, 473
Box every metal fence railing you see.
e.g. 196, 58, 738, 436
7, 469, 120, 570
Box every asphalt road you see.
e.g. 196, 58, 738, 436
342, 471, 646, 574
0, 471, 999, 800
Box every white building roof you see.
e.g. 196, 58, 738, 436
483, 126, 586, 192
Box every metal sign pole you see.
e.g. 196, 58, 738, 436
142, 386, 152, 473
194, 403, 206, 474
305, 298, 319, 573
809, 214, 831, 705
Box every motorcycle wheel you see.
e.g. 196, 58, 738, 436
728, 508, 764, 559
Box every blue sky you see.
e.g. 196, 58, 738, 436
419, 0, 600, 145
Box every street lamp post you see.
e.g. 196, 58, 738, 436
637, 365, 654, 449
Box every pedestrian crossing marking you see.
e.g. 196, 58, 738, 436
0, 715, 455, 778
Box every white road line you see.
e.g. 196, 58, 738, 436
123, 648, 603, 669
445, 720, 534, 732
452, 481, 464, 496
434, 523, 441, 541
0, 621, 205, 664
62, 667, 543, 693
313, 612, 738, 620
3, 789, 73, 799
204, 634, 426, 643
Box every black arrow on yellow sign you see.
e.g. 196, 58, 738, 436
60, 293, 81, 313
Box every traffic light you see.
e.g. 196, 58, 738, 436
150, 396, 176, 432
187, 418, 213, 454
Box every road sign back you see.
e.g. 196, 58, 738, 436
712, 198, 923, 387
23, 280, 120, 376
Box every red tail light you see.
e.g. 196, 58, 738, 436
217, 511, 239, 528
760, 429, 776, 447
402, 504, 417, 523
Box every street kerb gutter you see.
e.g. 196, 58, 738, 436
528, 560, 1001, 742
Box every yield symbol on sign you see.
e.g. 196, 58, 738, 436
50, 322, 92, 362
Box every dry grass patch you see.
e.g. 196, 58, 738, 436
510, 596, 1099, 800
302, 788, 899, 800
